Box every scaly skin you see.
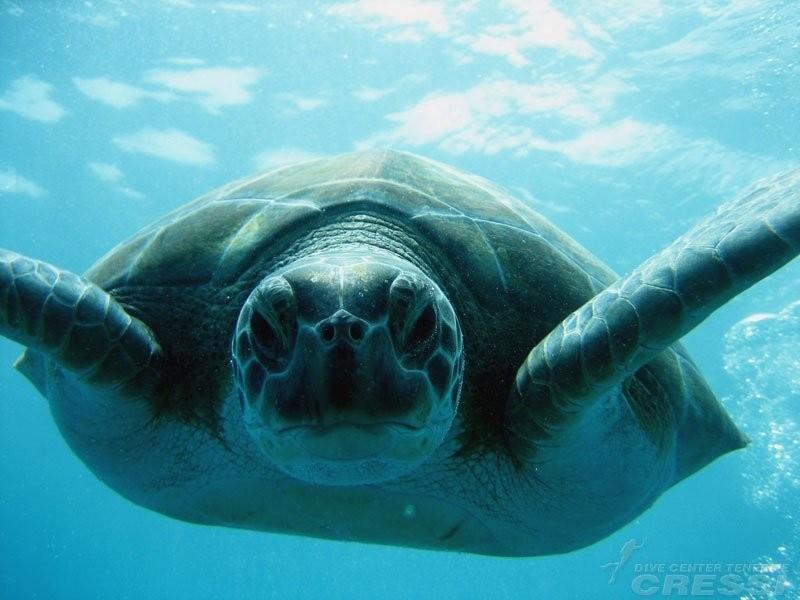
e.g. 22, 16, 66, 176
0, 249, 161, 398
508, 167, 800, 456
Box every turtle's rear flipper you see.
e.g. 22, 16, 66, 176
0, 249, 162, 399
507, 168, 800, 458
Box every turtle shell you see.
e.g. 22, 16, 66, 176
88, 149, 615, 293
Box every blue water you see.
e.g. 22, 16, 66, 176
1, 2, 799, 598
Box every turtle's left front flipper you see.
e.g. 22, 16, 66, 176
0, 249, 162, 399
507, 168, 800, 458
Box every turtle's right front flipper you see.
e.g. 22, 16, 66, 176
0, 249, 162, 398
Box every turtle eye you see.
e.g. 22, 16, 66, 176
406, 303, 436, 348
249, 276, 297, 371
250, 310, 283, 361
389, 273, 439, 364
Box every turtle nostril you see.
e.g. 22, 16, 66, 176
349, 321, 365, 341
321, 323, 335, 342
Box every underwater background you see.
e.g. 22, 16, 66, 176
0, 1, 798, 598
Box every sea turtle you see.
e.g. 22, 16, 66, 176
1, 150, 798, 556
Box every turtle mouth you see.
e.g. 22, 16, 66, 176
275, 421, 423, 436
244, 416, 452, 481
283, 422, 426, 462
250, 420, 432, 463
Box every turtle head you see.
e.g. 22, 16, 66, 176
232, 253, 464, 486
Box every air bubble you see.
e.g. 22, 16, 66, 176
723, 300, 800, 598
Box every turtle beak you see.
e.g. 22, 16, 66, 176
266, 312, 430, 431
